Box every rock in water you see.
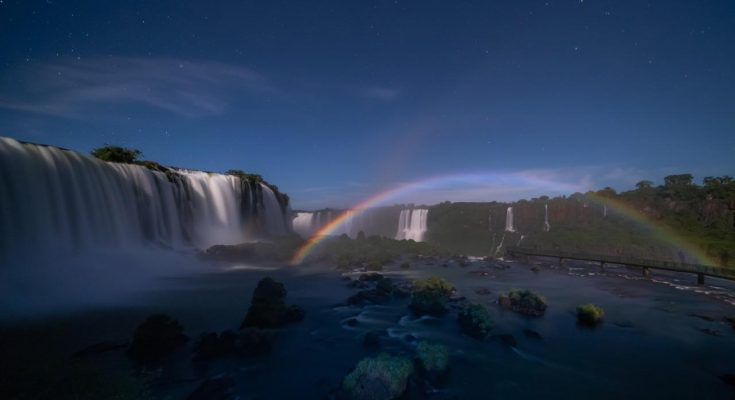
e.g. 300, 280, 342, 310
240, 277, 305, 329
128, 314, 188, 362
457, 304, 492, 340
341, 353, 414, 400
186, 376, 237, 400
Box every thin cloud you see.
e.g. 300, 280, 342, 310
358, 85, 401, 101
0, 57, 278, 118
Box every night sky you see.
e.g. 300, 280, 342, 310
1, 1, 733, 208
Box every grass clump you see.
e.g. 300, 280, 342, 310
409, 277, 454, 316
342, 353, 414, 400
458, 303, 492, 339
576, 303, 605, 326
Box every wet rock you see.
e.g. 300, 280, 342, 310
193, 330, 238, 361
720, 374, 735, 387
522, 329, 543, 340
530, 266, 540, 273
698, 328, 722, 337
235, 328, 272, 357
241, 277, 305, 329
128, 314, 188, 362
345, 318, 359, 327
689, 313, 716, 322
363, 331, 381, 348
186, 376, 236, 400
493, 334, 517, 347
359, 273, 385, 282
193, 328, 270, 360
72, 340, 128, 359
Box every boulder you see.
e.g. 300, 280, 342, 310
240, 277, 305, 329
128, 314, 188, 362
498, 289, 547, 316
186, 376, 236, 400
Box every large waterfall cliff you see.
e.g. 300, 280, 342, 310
0, 137, 291, 260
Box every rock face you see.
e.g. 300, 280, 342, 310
498, 289, 547, 316
193, 329, 271, 361
241, 277, 305, 329
457, 304, 492, 340
128, 314, 188, 362
186, 376, 237, 400
341, 353, 414, 400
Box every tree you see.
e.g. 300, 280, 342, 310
635, 180, 654, 190
90, 145, 142, 163
664, 174, 694, 187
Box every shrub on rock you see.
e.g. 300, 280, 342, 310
416, 341, 449, 379
129, 314, 188, 362
342, 353, 414, 400
498, 289, 547, 316
458, 304, 492, 340
576, 304, 604, 326
409, 277, 454, 316
240, 277, 305, 329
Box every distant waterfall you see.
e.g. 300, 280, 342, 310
543, 204, 551, 232
395, 209, 429, 241
505, 207, 515, 232
292, 212, 314, 237
603, 204, 608, 218
0, 137, 290, 259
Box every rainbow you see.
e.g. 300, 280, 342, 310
584, 193, 719, 266
289, 172, 720, 266
289, 171, 581, 265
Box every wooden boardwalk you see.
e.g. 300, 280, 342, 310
505, 246, 734, 284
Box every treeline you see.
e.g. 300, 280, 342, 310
425, 174, 735, 267
90, 145, 290, 209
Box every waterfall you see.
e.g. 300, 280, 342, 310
505, 207, 515, 232
292, 212, 315, 238
0, 137, 290, 259
543, 204, 551, 232
603, 204, 608, 217
395, 209, 428, 241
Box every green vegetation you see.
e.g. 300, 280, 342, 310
409, 277, 454, 316
576, 304, 605, 326
91, 145, 142, 163
311, 234, 449, 268
498, 289, 547, 316
225, 169, 263, 183
457, 304, 492, 339
416, 341, 449, 376
424, 175, 735, 267
342, 353, 414, 400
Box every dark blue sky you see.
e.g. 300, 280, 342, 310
1, 0, 733, 208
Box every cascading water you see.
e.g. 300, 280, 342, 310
543, 204, 551, 232
505, 206, 515, 232
292, 212, 315, 238
0, 137, 290, 260
395, 209, 428, 241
